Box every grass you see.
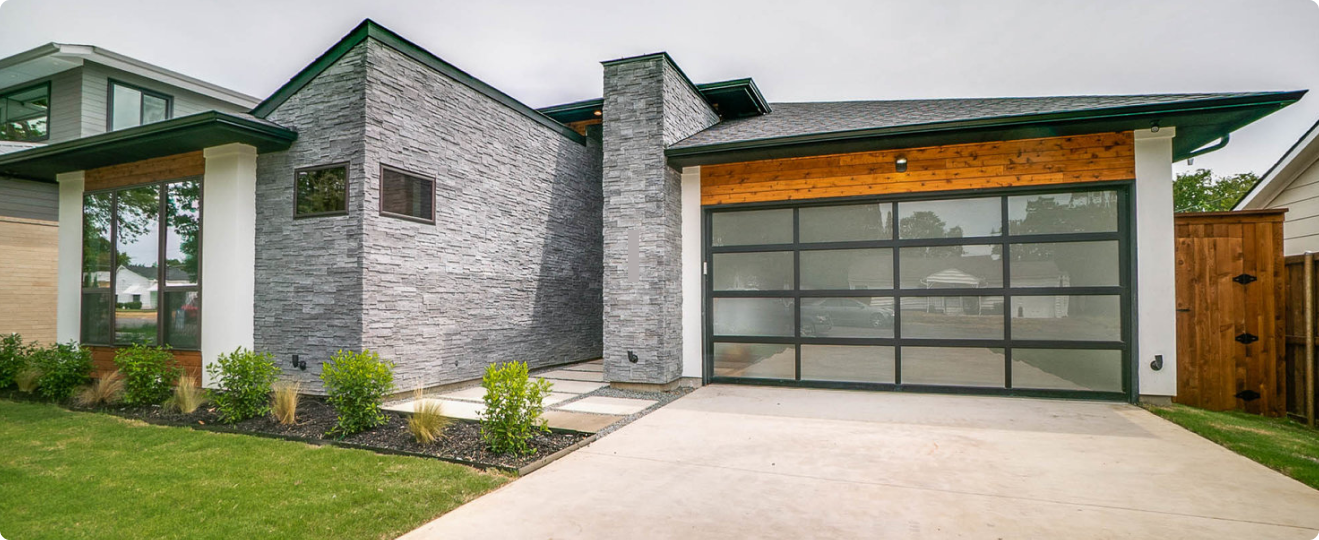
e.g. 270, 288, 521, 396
1148, 404, 1319, 490
0, 399, 509, 539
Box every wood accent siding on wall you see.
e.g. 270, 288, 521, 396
699, 132, 1135, 205
90, 346, 203, 384
0, 217, 58, 343
84, 151, 204, 191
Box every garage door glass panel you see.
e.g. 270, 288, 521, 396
713, 342, 795, 379
900, 297, 1004, 339
801, 345, 895, 383
713, 252, 794, 291
1010, 295, 1121, 341
712, 209, 793, 246
713, 298, 795, 337
801, 248, 892, 290
898, 198, 1001, 239
1011, 349, 1122, 392
799, 203, 892, 242
900, 245, 1002, 289
1008, 191, 1118, 235
1009, 241, 1119, 287
801, 297, 894, 338
902, 347, 1005, 387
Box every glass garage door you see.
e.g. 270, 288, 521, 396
705, 187, 1130, 399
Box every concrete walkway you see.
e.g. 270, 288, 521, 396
400, 385, 1319, 539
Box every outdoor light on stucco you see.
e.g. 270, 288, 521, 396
895, 156, 908, 172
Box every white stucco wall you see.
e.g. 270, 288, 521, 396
55, 171, 85, 343
200, 143, 258, 387
681, 166, 703, 378
1134, 127, 1178, 397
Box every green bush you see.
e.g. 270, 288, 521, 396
0, 333, 34, 389
114, 344, 182, 405
480, 361, 552, 456
321, 349, 394, 436
206, 348, 279, 423
30, 341, 93, 401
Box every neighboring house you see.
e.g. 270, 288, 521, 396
1235, 117, 1319, 254
0, 20, 1303, 403
0, 42, 258, 361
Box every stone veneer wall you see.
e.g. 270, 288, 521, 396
254, 43, 368, 390
357, 40, 603, 388
601, 55, 718, 385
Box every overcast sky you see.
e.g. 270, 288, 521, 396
2, 0, 1316, 177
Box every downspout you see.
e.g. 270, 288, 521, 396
1182, 134, 1230, 162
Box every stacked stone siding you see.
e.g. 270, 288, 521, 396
358, 40, 602, 388
601, 55, 718, 385
253, 43, 368, 390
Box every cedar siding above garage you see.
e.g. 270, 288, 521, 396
700, 132, 1135, 205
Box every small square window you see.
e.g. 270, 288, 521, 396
295, 164, 349, 217
380, 166, 435, 223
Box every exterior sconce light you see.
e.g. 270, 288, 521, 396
291, 354, 307, 371
1150, 121, 1160, 133
593, 110, 602, 117
895, 157, 908, 173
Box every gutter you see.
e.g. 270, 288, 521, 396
1182, 134, 1230, 162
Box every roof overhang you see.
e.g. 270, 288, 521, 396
1235, 117, 1319, 209
0, 111, 296, 182
539, 77, 772, 124
665, 91, 1306, 168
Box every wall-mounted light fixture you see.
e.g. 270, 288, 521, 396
291, 354, 307, 371
593, 110, 602, 117
1150, 121, 1160, 133
895, 157, 908, 173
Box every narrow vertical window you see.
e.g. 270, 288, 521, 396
379, 166, 435, 223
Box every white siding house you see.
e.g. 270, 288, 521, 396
1236, 118, 1319, 254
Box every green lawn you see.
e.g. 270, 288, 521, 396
1148, 404, 1319, 490
0, 400, 508, 539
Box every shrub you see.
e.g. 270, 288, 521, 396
30, 341, 93, 401
15, 368, 41, 393
480, 361, 552, 456
407, 387, 450, 445
0, 333, 33, 389
272, 380, 302, 425
114, 344, 182, 405
206, 348, 279, 423
166, 374, 206, 414
321, 349, 394, 436
76, 370, 125, 407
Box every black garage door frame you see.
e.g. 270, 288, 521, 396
702, 180, 1136, 402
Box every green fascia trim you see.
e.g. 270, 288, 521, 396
538, 78, 771, 123
695, 78, 771, 115
666, 91, 1306, 161
0, 111, 297, 182
251, 19, 584, 144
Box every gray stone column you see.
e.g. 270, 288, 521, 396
600, 53, 718, 387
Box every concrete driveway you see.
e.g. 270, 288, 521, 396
401, 385, 1319, 539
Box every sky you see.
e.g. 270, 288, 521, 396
1, 0, 1316, 178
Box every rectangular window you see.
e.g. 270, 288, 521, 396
380, 166, 436, 222
79, 179, 202, 349
713, 251, 794, 291
109, 81, 172, 131
295, 164, 349, 217
0, 82, 50, 142
712, 342, 795, 379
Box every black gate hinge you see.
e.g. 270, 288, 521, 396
1232, 273, 1257, 285
1235, 333, 1259, 344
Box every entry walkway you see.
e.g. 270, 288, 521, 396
400, 385, 1319, 539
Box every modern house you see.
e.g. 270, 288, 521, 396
0, 19, 1303, 402
1235, 117, 1319, 254
0, 43, 257, 346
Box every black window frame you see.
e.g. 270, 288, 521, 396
703, 181, 1134, 402
293, 162, 351, 219
0, 81, 52, 143
378, 164, 437, 224
106, 79, 174, 132
80, 177, 204, 350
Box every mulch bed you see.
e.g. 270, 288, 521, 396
4, 389, 589, 470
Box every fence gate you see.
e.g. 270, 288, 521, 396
1173, 210, 1286, 416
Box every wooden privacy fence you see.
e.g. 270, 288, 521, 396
1173, 210, 1290, 417
1284, 253, 1319, 426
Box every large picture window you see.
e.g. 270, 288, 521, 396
109, 81, 172, 131
81, 179, 201, 348
379, 165, 435, 223
707, 187, 1128, 398
295, 164, 349, 217
0, 82, 50, 142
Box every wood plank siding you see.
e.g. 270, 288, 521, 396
699, 132, 1135, 205
0, 216, 58, 343
1173, 210, 1286, 416
84, 151, 204, 191
90, 346, 202, 384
